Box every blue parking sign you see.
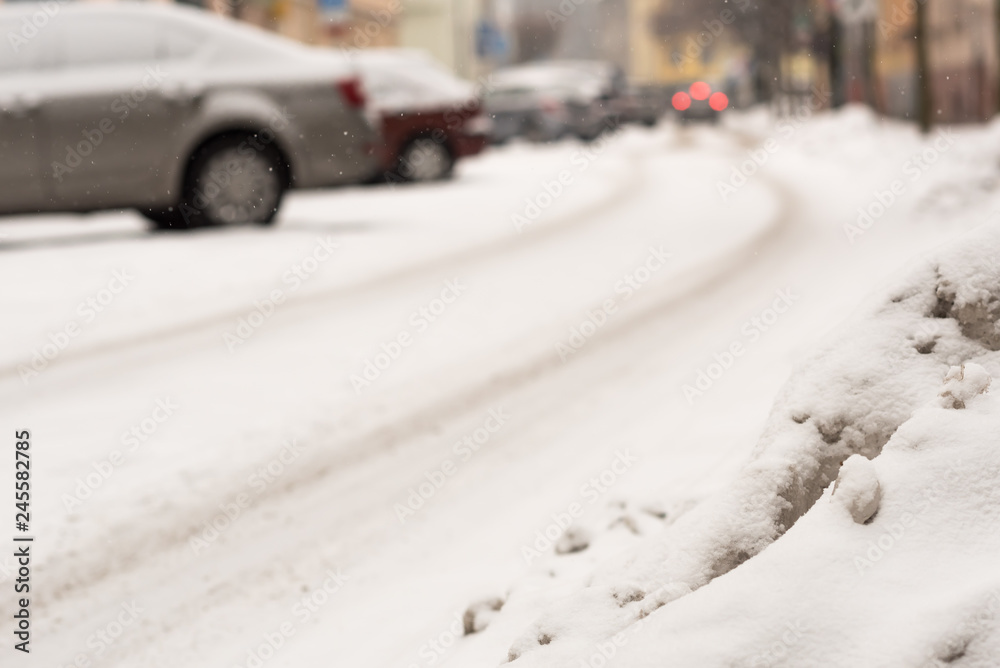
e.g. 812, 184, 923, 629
319, 0, 347, 19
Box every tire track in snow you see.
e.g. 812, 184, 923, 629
0, 135, 657, 386
40, 167, 803, 668
24, 140, 797, 638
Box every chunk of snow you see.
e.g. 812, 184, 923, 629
939, 362, 992, 409
487, 219, 1000, 665
830, 454, 881, 524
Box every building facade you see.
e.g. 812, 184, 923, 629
875, 0, 997, 122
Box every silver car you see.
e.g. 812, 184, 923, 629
0, 2, 378, 229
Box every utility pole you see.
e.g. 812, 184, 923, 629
915, 0, 933, 133
995, 0, 1000, 115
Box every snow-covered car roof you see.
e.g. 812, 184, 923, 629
353, 48, 476, 112
490, 61, 618, 102
0, 2, 356, 79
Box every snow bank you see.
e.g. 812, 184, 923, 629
604, 362, 1000, 667
480, 221, 1000, 665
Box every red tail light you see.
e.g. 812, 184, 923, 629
689, 81, 711, 101
337, 78, 366, 110
672, 92, 691, 111
709, 92, 729, 111
540, 97, 563, 114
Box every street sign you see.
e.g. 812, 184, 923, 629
318, 0, 348, 21
476, 20, 508, 60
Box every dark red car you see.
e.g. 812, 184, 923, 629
357, 49, 491, 182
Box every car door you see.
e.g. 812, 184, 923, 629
41, 12, 197, 210
0, 15, 51, 213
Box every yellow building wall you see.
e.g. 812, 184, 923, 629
628, 0, 748, 86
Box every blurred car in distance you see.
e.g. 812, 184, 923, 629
484, 85, 571, 144
485, 60, 628, 143
672, 81, 730, 124
612, 85, 668, 127
0, 2, 378, 230
354, 49, 491, 183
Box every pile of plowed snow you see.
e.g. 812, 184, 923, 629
455, 222, 1000, 667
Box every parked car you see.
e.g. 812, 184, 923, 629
672, 81, 730, 124
0, 2, 379, 230
486, 60, 626, 142
612, 85, 668, 127
354, 49, 490, 183
483, 86, 570, 144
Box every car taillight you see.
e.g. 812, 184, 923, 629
540, 97, 563, 114
464, 114, 493, 135
689, 81, 711, 101
709, 92, 729, 111
337, 78, 366, 110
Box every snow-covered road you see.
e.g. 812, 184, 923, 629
0, 110, 993, 667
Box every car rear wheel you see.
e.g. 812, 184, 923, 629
523, 116, 553, 143
141, 206, 189, 231
181, 134, 287, 227
397, 137, 454, 182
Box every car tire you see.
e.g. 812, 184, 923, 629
181, 134, 287, 227
523, 117, 552, 144
396, 137, 454, 182
141, 206, 190, 231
